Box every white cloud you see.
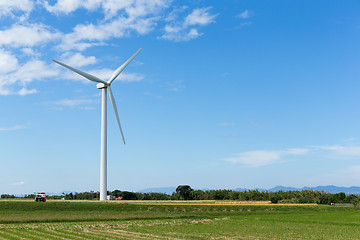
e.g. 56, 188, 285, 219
160, 7, 216, 42
43, 0, 170, 50
0, 125, 27, 131
43, 0, 101, 14
0, 23, 60, 48
12, 181, 25, 186
40, 2, 215, 48
314, 145, 360, 156
224, 144, 360, 168
59, 16, 158, 50
0, 2, 215, 51
0, 57, 59, 95
225, 150, 281, 167
104, 0, 171, 19
237, 10, 253, 19
43, 0, 170, 19
164, 6, 188, 22
0, 2, 214, 95
10, 60, 59, 84
224, 148, 309, 167
0, 0, 34, 17
18, 88, 38, 95
60, 53, 97, 67
285, 148, 309, 155
184, 7, 216, 27
21, 48, 38, 56
0, 49, 19, 74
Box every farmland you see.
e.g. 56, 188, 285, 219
0, 200, 359, 239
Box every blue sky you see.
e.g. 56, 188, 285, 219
1, 0, 360, 195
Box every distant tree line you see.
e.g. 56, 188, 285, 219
171, 186, 360, 204
2, 185, 359, 204
1, 194, 16, 198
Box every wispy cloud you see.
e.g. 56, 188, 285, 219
314, 145, 360, 157
235, 22, 253, 29
225, 144, 360, 167
51, 98, 96, 108
235, 10, 254, 29
160, 7, 217, 42
18, 88, 38, 95
237, 10, 253, 19
12, 181, 25, 186
166, 80, 185, 92
118, 73, 144, 82
0, 125, 27, 131
224, 148, 309, 167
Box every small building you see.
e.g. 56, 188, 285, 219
107, 195, 116, 200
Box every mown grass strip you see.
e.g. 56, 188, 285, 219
0, 212, 192, 224
20, 228, 69, 240
6, 228, 41, 240
60, 229, 103, 240
31, 227, 84, 240
97, 229, 174, 240
82, 229, 136, 240
0, 229, 23, 240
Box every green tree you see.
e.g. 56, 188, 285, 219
176, 185, 194, 200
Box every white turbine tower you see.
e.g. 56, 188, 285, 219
53, 48, 142, 201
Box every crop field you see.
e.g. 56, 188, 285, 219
0, 201, 359, 239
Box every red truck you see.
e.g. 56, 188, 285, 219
35, 192, 46, 202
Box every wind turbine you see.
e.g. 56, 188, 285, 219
53, 48, 142, 201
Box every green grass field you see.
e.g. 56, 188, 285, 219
0, 200, 359, 239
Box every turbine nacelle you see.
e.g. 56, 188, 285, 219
96, 83, 108, 89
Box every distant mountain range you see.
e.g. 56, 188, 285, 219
139, 185, 360, 195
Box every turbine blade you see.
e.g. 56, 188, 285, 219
53, 60, 107, 84
108, 48, 142, 84
108, 86, 126, 144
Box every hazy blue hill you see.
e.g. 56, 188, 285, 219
267, 186, 360, 194
302, 185, 360, 194
268, 186, 302, 192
